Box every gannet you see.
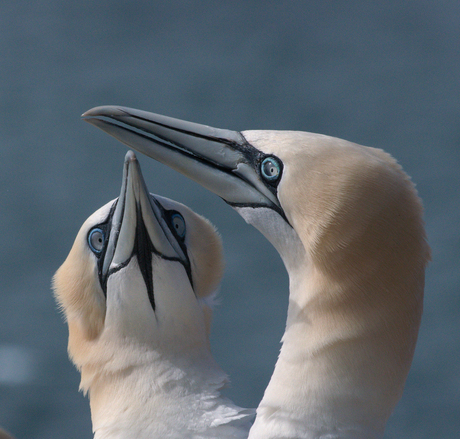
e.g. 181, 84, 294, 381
53, 151, 254, 439
82, 106, 430, 439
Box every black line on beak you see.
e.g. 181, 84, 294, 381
134, 203, 156, 311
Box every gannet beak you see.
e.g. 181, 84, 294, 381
82, 106, 283, 215
100, 150, 190, 300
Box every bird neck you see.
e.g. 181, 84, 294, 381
85, 349, 252, 439
241, 211, 424, 439
249, 267, 392, 439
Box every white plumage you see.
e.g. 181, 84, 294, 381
53, 151, 254, 439
83, 107, 430, 438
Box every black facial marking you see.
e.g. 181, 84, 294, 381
88, 201, 118, 297
133, 204, 156, 311
98, 114, 286, 219
149, 197, 193, 289
92, 195, 195, 312
99, 204, 157, 311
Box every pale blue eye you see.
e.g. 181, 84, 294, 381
88, 228, 105, 254
261, 157, 281, 181
171, 213, 186, 239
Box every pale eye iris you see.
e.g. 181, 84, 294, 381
88, 228, 105, 254
261, 157, 281, 181
171, 213, 186, 239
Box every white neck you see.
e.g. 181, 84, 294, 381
248, 271, 389, 439
86, 350, 253, 439
238, 207, 423, 439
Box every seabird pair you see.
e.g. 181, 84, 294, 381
54, 106, 429, 438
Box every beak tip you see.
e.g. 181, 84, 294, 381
81, 105, 127, 119
125, 150, 137, 163
81, 106, 102, 118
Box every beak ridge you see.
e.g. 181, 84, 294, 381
102, 151, 186, 283
83, 106, 282, 211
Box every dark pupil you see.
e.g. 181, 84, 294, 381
264, 160, 276, 176
91, 231, 104, 250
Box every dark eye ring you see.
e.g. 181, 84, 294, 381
171, 213, 186, 239
261, 157, 281, 182
88, 228, 105, 254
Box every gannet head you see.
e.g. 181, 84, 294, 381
53, 150, 224, 391
53, 151, 255, 438
81, 106, 429, 270
82, 106, 430, 436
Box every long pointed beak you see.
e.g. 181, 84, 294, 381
101, 151, 189, 302
82, 106, 281, 212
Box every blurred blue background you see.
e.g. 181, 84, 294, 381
1, 1, 459, 438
